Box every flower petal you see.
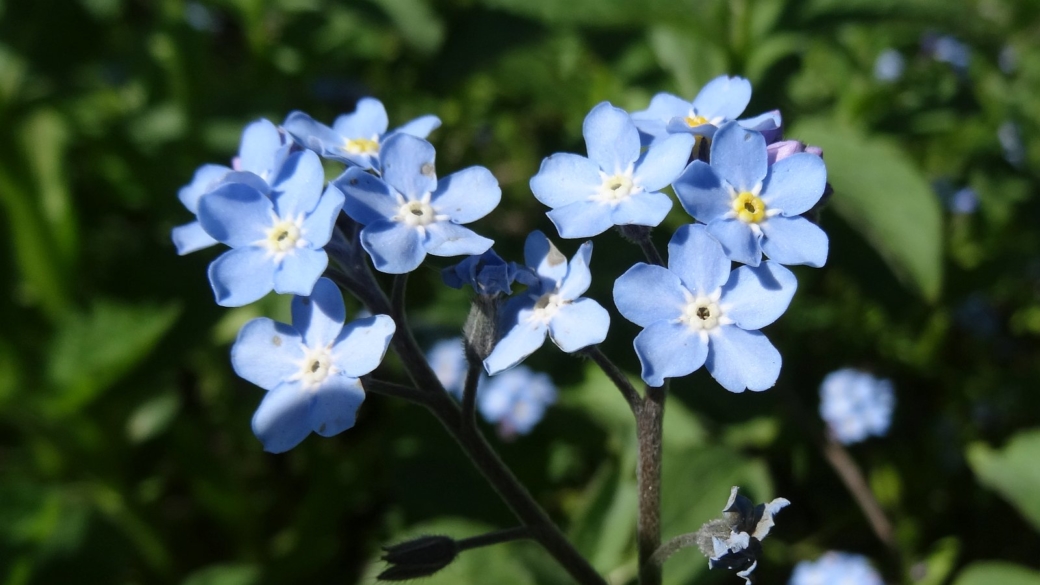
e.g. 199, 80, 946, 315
393, 114, 441, 139
238, 118, 287, 178
232, 317, 305, 390
706, 326, 781, 392
337, 168, 399, 225
310, 376, 366, 437
674, 160, 732, 222
583, 102, 641, 174
707, 218, 762, 267
380, 133, 437, 199
613, 263, 687, 327
549, 298, 609, 352
273, 247, 327, 296
333, 314, 396, 377
197, 182, 273, 247
271, 150, 325, 216
172, 220, 218, 255
547, 200, 615, 239
300, 184, 345, 247
737, 110, 782, 143
361, 220, 425, 274
692, 75, 752, 121
759, 215, 829, 267
760, 152, 827, 215
610, 191, 673, 229
484, 314, 548, 375
251, 384, 313, 453
208, 247, 276, 307
668, 224, 731, 296
283, 111, 344, 158
291, 277, 345, 348
634, 133, 695, 192
530, 153, 601, 208
423, 222, 493, 257
179, 163, 231, 212
720, 261, 797, 330
709, 121, 767, 193
332, 97, 388, 139
634, 320, 708, 387
558, 241, 593, 301
432, 166, 501, 223
524, 230, 568, 285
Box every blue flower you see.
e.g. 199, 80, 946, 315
789, 552, 883, 585
334, 134, 500, 274
172, 119, 291, 255
484, 231, 610, 374
198, 150, 345, 306
613, 224, 796, 391
874, 49, 905, 82
530, 102, 694, 239
819, 369, 894, 445
673, 121, 829, 267
631, 75, 782, 145
427, 337, 470, 399
478, 366, 556, 438
946, 187, 979, 214
442, 250, 523, 297
231, 277, 396, 453
284, 97, 440, 170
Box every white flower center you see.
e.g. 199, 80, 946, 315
594, 165, 642, 204
679, 290, 729, 333
257, 213, 308, 262
528, 290, 564, 325
293, 344, 337, 389
391, 192, 448, 229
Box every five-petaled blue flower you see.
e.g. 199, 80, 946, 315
673, 121, 829, 267
529, 102, 695, 239
631, 75, 782, 145
819, 368, 895, 445
479, 366, 556, 438
335, 133, 500, 274
484, 230, 610, 374
173, 118, 292, 255
198, 150, 345, 306
284, 97, 441, 170
613, 224, 796, 391
231, 277, 396, 453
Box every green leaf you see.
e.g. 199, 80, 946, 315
180, 564, 260, 585
126, 391, 182, 444
792, 118, 943, 300
45, 301, 181, 415
568, 459, 637, 573
369, 0, 445, 54
966, 428, 1040, 532
915, 537, 960, 585
951, 562, 1040, 585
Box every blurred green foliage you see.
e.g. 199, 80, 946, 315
1, 0, 1039, 583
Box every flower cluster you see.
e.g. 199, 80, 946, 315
788, 551, 884, 585
819, 369, 895, 445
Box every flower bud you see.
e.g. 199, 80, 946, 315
378, 535, 458, 581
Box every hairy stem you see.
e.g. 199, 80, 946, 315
637, 384, 666, 585
461, 341, 483, 428
362, 377, 431, 405
821, 431, 896, 549
582, 345, 641, 415
648, 532, 700, 569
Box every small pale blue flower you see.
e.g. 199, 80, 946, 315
673, 121, 829, 267
334, 134, 500, 274
874, 49, 905, 82
819, 368, 894, 445
789, 552, 883, 585
198, 150, 344, 306
428, 337, 470, 399
442, 250, 522, 297
631, 75, 782, 144
478, 366, 556, 438
947, 187, 978, 214
284, 97, 441, 170
173, 119, 291, 255
530, 102, 694, 239
484, 231, 610, 374
231, 277, 396, 453
613, 224, 797, 391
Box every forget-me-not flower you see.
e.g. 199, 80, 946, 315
819, 368, 894, 444
613, 224, 797, 391
479, 366, 556, 438
697, 486, 790, 585
789, 552, 883, 585
335, 134, 500, 274
484, 231, 610, 374
198, 150, 344, 306
442, 249, 524, 297
673, 121, 829, 267
428, 337, 470, 399
231, 277, 396, 453
631, 75, 782, 145
172, 118, 291, 255
284, 97, 440, 170
874, 49, 905, 82
529, 102, 694, 239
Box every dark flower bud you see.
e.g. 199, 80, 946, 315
378, 535, 459, 581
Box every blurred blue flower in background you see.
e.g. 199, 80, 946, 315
789, 551, 883, 585
819, 369, 895, 444
478, 366, 556, 438
673, 122, 829, 267
428, 337, 470, 399
284, 97, 441, 170
613, 224, 797, 391
923, 33, 970, 73
198, 150, 344, 306
484, 231, 609, 374
530, 101, 694, 238
231, 278, 396, 453
947, 187, 979, 214
873, 49, 905, 82
999, 121, 1025, 167
335, 134, 500, 274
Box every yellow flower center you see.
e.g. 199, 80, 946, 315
343, 137, 379, 155
685, 114, 710, 127
733, 192, 767, 224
